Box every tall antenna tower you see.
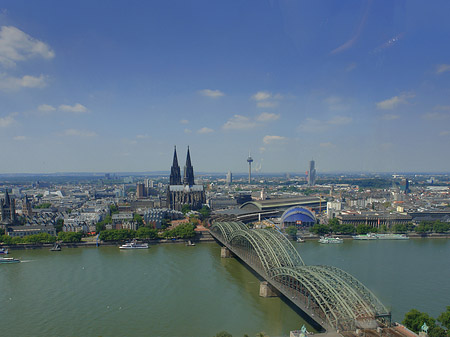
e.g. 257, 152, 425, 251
247, 151, 253, 184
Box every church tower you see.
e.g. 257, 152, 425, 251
183, 146, 195, 186
169, 146, 182, 185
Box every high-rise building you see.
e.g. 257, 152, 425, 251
167, 146, 205, 211
247, 151, 253, 184
136, 183, 146, 198
226, 171, 233, 184
307, 160, 316, 186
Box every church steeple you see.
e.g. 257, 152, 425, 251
169, 146, 182, 185
183, 146, 195, 186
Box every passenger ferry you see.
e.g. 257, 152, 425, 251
119, 240, 149, 249
319, 236, 343, 244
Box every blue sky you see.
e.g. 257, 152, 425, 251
1, 0, 450, 174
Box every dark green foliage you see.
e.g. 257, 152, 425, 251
403, 309, 436, 333
99, 229, 135, 241
199, 205, 211, 219
109, 204, 119, 214
164, 224, 196, 239
310, 224, 330, 235
328, 218, 340, 227
133, 213, 144, 226
181, 204, 191, 215
55, 218, 64, 233
136, 227, 158, 239
1, 233, 56, 244
58, 231, 83, 243
438, 306, 450, 330
286, 226, 297, 237
355, 224, 376, 235
429, 326, 447, 337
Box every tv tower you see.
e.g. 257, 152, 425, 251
247, 151, 253, 184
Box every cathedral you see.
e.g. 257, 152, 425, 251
1, 189, 16, 224
167, 146, 205, 211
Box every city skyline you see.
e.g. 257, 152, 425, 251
1, 1, 450, 174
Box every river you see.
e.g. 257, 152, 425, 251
1, 239, 449, 337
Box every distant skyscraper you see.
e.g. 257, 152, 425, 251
247, 151, 253, 184
307, 160, 316, 186
226, 171, 233, 184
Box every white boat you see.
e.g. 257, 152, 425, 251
186, 240, 196, 246
119, 240, 149, 249
376, 233, 409, 240
0, 248, 8, 255
353, 233, 378, 240
297, 237, 305, 243
0, 257, 20, 264
319, 236, 343, 244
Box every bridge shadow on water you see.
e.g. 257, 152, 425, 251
216, 240, 325, 333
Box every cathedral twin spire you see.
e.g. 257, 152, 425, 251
170, 146, 195, 186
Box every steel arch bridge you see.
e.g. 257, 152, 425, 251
210, 221, 391, 332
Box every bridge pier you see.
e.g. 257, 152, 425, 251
259, 281, 279, 297
221, 246, 234, 258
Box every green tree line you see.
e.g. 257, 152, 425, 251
403, 307, 450, 337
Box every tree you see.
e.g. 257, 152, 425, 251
310, 224, 330, 235
58, 231, 83, 243
328, 218, 340, 227
181, 204, 191, 215
403, 309, 436, 333
199, 205, 211, 219
55, 218, 64, 233
133, 213, 144, 226
286, 226, 297, 237
437, 306, 450, 330
356, 224, 374, 235
136, 227, 158, 239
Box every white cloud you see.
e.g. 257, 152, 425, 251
59, 103, 88, 113
376, 93, 414, 110
63, 129, 97, 137
223, 114, 257, 130
184, 128, 192, 134
13, 135, 27, 141
251, 91, 272, 101
38, 104, 56, 112
0, 113, 15, 127
0, 73, 47, 90
328, 116, 352, 125
0, 26, 55, 67
325, 95, 350, 111
257, 112, 280, 122
439, 131, 450, 136
436, 64, 450, 74
320, 142, 336, 148
263, 135, 286, 144
257, 101, 278, 108
422, 112, 450, 120
198, 89, 224, 98
259, 147, 266, 153
382, 114, 400, 120
197, 127, 214, 134
136, 134, 149, 139
298, 116, 352, 133
180, 119, 189, 124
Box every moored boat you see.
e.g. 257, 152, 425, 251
319, 236, 343, 244
50, 243, 61, 251
376, 233, 409, 240
186, 240, 196, 246
0, 247, 8, 255
352, 233, 378, 240
297, 237, 305, 243
119, 239, 149, 249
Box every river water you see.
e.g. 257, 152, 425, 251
1, 239, 449, 337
